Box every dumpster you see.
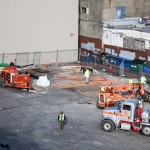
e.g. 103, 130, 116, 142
116, 57, 132, 68
124, 59, 132, 68
144, 66, 150, 74
130, 59, 147, 72
116, 57, 122, 66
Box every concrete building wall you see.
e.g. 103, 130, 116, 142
0, 0, 78, 54
79, 0, 150, 65
79, 0, 103, 39
103, 0, 150, 20
102, 0, 150, 64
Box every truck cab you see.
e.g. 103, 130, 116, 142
100, 98, 142, 132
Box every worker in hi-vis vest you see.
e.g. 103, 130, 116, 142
129, 78, 133, 84
84, 68, 90, 84
140, 75, 147, 84
58, 111, 65, 130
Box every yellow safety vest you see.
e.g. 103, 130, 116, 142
129, 79, 133, 84
59, 114, 65, 121
141, 76, 146, 84
84, 70, 90, 77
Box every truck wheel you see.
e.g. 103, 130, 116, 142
97, 99, 99, 108
142, 126, 150, 136
148, 95, 150, 102
136, 91, 141, 98
101, 120, 115, 132
143, 94, 150, 102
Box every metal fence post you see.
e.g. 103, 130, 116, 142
110, 65, 112, 75
78, 48, 81, 62
56, 49, 58, 65
2, 53, 5, 63
27, 52, 29, 65
15, 52, 17, 65
94, 55, 97, 65
119, 59, 124, 80
102, 57, 106, 71
33, 52, 41, 65
139, 65, 143, 79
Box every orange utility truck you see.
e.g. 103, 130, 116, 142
97, 84, 135, 108
0, 65, 32, 90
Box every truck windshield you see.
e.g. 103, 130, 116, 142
123, 105, 131, 111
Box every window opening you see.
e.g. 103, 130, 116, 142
80, 7, 89, 14
123, 105, 131, 111
116, 6, 126, 19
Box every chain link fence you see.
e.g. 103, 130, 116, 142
0, 49, 78, 66
16, 53, 29, 66
79, 49, 121, 78
79, 49, 111, 65
79, 49, 150, 83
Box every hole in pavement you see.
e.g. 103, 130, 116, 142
78, 102, 84, 104
86, 101, 92, 104
63, 88, 77, 92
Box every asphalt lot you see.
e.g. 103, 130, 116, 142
0, 64, 150, 150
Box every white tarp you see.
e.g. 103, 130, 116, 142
36, 75, 50, 87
